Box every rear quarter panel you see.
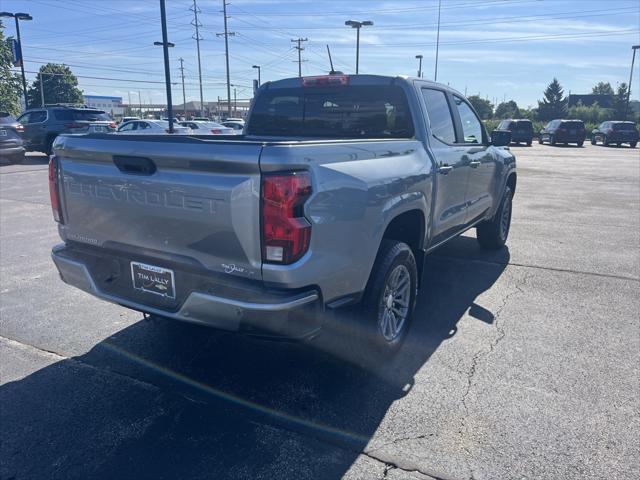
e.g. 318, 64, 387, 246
259, 139, 433, 302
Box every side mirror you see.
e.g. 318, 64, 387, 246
491, 129, 511, 147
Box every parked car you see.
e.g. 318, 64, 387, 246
191, 117, 210, 122
17, 105, 116, 154
591, 121, 638, 148
222, 121, 245, 132
120, 116, 140, 123
117, 120, 191, 135
49, 74, 516, 363
538, 119, 586, 146
0, 112, 25, 164
496, 119, 533, 146
179, 121, 235, 135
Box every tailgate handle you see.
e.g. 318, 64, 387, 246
113, 155, 156, 175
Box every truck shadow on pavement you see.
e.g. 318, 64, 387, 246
1, 236, 508, 480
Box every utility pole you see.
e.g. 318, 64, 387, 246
0, 12, 32, 109
291, 38, 308, 77
434, 0, 442, 82
190, 0, 205, 117
179, 57, 187, 117
155, 0, 174, 132
217, 0, 235, 118
138, 91, 142, 118
233, 88, 237, 116
625, 45, 640, 120
128, 92, 132, 115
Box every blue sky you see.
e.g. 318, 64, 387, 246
2, 0, 639, 108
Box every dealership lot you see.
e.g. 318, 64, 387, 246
1, 144, 638, 479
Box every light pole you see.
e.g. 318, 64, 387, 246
252, 65, 261, 87
345, 20, 373, 74
434, 0, 442, 82
154, 0, 175, 132
415, 54, 423, 78
625, 45, 640, 120
1, 11, 32, 109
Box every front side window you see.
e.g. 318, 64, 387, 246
453, 96, 483, 144
118, 122, 135, 132
421, 88, 456, 144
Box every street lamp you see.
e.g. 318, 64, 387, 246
154, 0, 175, 134
625, 45, 640, 120
345, 20, 373, 74
1, 11, 32, 109
252, 65, 261, 87
415, 54, 423, 78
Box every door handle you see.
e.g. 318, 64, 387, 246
438, 165, 453, 175
469, 160, 481, 168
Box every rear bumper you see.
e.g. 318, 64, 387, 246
0, 145, 25, 157
52, 244, 322, 339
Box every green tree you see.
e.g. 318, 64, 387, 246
0, 21, 23, 115
467, 95, 494, 120
494, 100, 520, 119
591, 82, 614, 96
612, 82, 629, 119
567, 101, 609, 124
26, 63, 83, 107
537, 78, 567, 121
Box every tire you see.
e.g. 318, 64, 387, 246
616, 143, 621, 147
323, 240, 417, 367
603, 135, 610, 147
630, 142, 637, 148
526, 141, 532, 147
538, 136, 543, 145
590, 137, 596, 145
577, 141, 584, 147
476, 186, 513, 250
550, 135, 556, 146
0, 152, 24, 164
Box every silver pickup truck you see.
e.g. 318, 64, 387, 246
50, 74, 516, 359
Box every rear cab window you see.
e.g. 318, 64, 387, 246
54, 109, 112, 121
248, 82, 414, 138
421, 88, 456, 144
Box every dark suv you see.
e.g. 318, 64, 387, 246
591, 121, 638, 148
539, 119, 586, 146
0, 112, 25, 164
497, 119, 533, 146
17, 105, 116, 154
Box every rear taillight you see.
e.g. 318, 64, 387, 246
48, 156, 63, 223
109, 122, 117, 129
15, 124, 24, 133
262, 172, 311, 264
211, 128, 222, 134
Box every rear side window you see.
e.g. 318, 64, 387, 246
54, 109, 111, 121
453, 96, 483, 144
422, 88, 456, 144
248, 85, 414, 138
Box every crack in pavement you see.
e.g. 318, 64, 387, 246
457, 271, 531, 479
362, 450, 455, 480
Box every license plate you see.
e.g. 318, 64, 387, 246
0, 129, 7, 136
91, 126, 107, 133
131, 262, 175, 299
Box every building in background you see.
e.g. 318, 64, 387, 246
83, 95, 124, 115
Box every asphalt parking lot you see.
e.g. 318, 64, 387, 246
1, 143, 639, 480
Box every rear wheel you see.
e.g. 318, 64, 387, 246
324, 240, 417, 366
617, 143, 621, 147
476, 186, 513, 250
45, 135, 57, 156
604, 135, 610, 147
538, 136, 544, 144
526, 140, 532, 147
590, 137, 596, 145
550, 135, 556, 146
631, 142, 637, 148
577, 141, 584, 147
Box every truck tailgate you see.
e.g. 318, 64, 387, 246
55, 135, 264, 281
